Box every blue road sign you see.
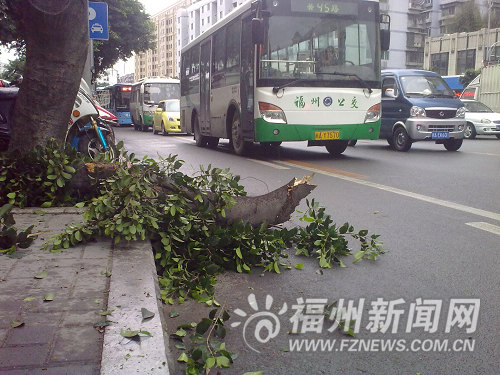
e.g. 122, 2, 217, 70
89, 2, 109, 40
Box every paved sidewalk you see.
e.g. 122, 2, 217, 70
0, 209, 170, 375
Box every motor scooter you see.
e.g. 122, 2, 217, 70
65, 79, 117, 159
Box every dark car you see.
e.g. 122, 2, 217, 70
0, 87, 19, 151
381, 69, 466, 151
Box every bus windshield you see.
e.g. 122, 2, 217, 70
144, 83, 180, 104
258, 4, 379, 87
115, 86, 131, 111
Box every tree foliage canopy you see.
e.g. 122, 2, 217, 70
0, 0, 155, 77
92, 0, 155, 76
449, 1, 484, 33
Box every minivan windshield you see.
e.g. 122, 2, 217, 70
400, 75, 455, 98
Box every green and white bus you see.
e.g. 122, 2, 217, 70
130, 77, 180, 131
180, 0, 390, 155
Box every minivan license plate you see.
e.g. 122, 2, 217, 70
431, 131, 449, 139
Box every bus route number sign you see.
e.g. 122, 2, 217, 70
291, 0, 357, 15
315, 130, 340, 140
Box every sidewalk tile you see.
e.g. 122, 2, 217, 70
0, 365, 99, 374
62, 310, 100, 327
0, 344, 49, 367
51, 326, 102, 362
5, 324, 56, 346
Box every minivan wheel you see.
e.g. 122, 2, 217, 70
443, 138, 463, 151
464, 123, 476, 139
392, 127, 412, 151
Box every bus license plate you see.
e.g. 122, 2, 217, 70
315, 130, 340, 140
431, 131, 449, 139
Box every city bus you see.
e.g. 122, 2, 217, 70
95, 83, 133, 126
180, 0, 390, 155
130, 77, 180, 131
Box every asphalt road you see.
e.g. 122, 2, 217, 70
114, 127, 500, 375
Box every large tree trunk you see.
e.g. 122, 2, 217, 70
8, 0, 88, 153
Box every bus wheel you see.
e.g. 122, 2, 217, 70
392, 127, 412, 152
194, 115, 207, 147
231, 112, 249, 155
443, 138, 463, 151
206, 137, 219, 149
325, 140, 348, 155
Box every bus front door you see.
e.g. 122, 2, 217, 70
200, 41, 211, 134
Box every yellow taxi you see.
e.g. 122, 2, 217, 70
153, 99, 181, 135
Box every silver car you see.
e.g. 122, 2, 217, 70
462, 99, 500, 139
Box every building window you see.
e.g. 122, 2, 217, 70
207, 16, 210, 24
430, 52, 449, 76
456, 49, 476, 74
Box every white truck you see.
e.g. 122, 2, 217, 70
460, 64, 500, 112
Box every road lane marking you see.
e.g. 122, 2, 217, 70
248, 158, 290, 170
469, 152, 500, 157
276, 160, 500, 222
281, 159, 366, 178
466, 222, 500, 236
173, 136, 194, 143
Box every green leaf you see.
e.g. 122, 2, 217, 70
75, 202, 85, 208
242, 372, 263, 375
338, 259, 347, 268
235, 247, 242, 259
294, 263, 304, 269
43, 293, 54, 301
175, 342, 186, 350
205, 357, 216, 369
101, 269, 111, 277
141, 308, 155, 321
216, 356, 230, 368
273, 262, 280, 274
11, 321, 24, 328
120, 329, 139, 338
6, 192, 16, 199
125, 353, 131, 360
99, 310, 115, 316
196, 318, 211, 335
169, 311, 179, 318
23, 296, 35, 302
40, 201, 52, 208
177, 352, 189, 363
34, 270, 48, 279
174, 328, 187, 337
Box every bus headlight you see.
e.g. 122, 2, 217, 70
410, 106, 426, 117
259, 102, 287, 124
364, 103, 380, 123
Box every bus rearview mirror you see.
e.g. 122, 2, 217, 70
380, 29, 390, 51
251, 18, 264, 45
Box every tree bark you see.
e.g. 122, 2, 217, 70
8, 0, 88, 153
222, 176, 316, 226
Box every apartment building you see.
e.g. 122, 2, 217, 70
176, 0, 247, 76
423, 27, 500, 75
381, 0, 499, 70
135, 0, 192, 80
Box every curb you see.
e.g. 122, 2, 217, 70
11, 207, 85, 214
100, 240, 171, 375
